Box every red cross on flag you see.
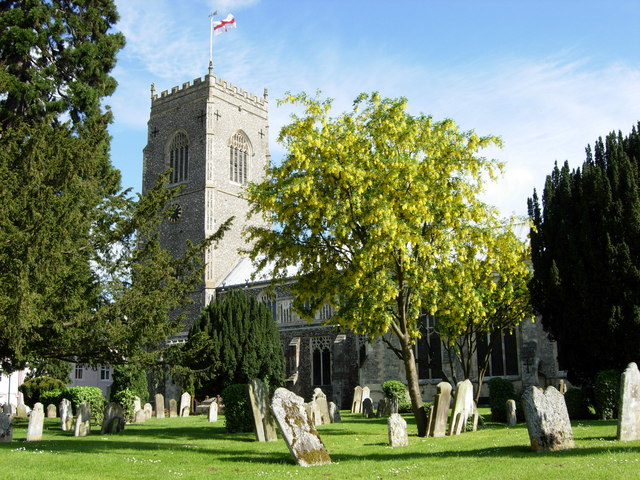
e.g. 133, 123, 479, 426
213, 14, 236, 36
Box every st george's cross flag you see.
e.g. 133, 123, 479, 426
213, 14, 236, 36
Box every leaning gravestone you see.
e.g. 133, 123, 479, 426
449, 379, 474, 435
312, 388, 332, 425
270, 387, 331, 467
169, 399, 178, 418
26, 403, 44, 442
388, 413, 408, 447
143, 402, 153, 420
506, 399, 517, 427
328, 402, 341, 423
351, 386, 363, 414
618, 362, 640, 441
0, 414, 13, 442
46, 404, 57, 418
180, 392, 191, 417
429, 381, 452, 438
155, 393, 165, 419
248, 379, 278, 442
101, 403, 125, 434
362, 397, 374, 418
60, 398, 73, 431
74, 402, 91, 437
522, 386, 574, 452
208, 400, 218, 422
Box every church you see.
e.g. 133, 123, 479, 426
141, 68, 565, 409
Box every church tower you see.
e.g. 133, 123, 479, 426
142, 69, 270, 338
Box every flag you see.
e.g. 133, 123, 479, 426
213, 14, 236, 36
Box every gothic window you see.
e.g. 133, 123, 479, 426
229, 131, 250, 184
168, 132, 189, 184
416, 314, 442, 380
477, 330, 519, 377
311, 336, 332, 386
286, 337, 300, 379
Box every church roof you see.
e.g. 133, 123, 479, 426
217, 256, 300, 288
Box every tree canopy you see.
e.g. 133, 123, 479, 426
245, 92, 514, 436
528, 123, 640, 387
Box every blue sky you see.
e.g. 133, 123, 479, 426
108, 0, 639, 217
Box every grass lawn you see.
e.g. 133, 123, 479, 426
1, 410, 639, 480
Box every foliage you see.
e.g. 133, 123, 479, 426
177, 289, 284, 398
565, 387, 592, 420
111, 388, 139, 423
245, 91, 503, 436
487, 377, 515, 423
110, 365, 149, 403
528, 123, 640, 387
61, 386, 106, 424
594, 369, 619, 420
18, 376, 66, 406
40, 389, 63, 407
221, 383, 253, 433
25, 359, 72, 383
382, 380, 411, 413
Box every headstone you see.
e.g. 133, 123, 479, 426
429, 381, 452, 438
2, 403, 12, 415
169, 398, 178, 418
180, 392, 191, 417
506, 399, 517, 427
307, 401, 323, 427
46, 404, 57, 418
351, 386, 363, 414
208, 400, 218, 422
134, 409, 146, 423
522, 386, 574, 452
361, 386, 370, 409
143, 402, 153, 420
74, 402, 91, 437
449, 379, 474, 435
618, 362, 640, 441
388, 413, 408, 447
362, 397, 374, 418
101, 403, 125, 434
426, 404, 435, 434
558, 379, 567, 395
133, 396, 141, 414
377, 398, 387, 417
26, 403, 44, 441
15, 404, 28, 419
155, 393, 165, 419
60, 398, 73, 431
312, 388, 332, 425
270, 387, 331, 467
0, 414, 13, 442
247, 379, 278, 442
328, 402, 341, 423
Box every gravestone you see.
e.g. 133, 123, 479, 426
180, 392, 191, 417
388, 413, 408, 447
558, 379, 567, 395
2, 403, 12, 415
506, 399, 517, 427
101, 403, 125, 434
377, 398, 387, 417
449, 379, 474, 435
307, 401, 323, 427
426, 404, 435, 434
312, 388, 332, 425
270, 387, 331, 467
362, 397, 374, 418
26, 403, 44, 441
522, 386, 574, 452
169, 399, 178, 418
143, 402, 153, 420
362, 386, 370, 405
328, 402, 341, 423
46, 404, 57, 418
618, 362, 640, 441
74, 402, 91, 437
155, 393, 165, 419
60, 398, 73, 431
15, 404, 28, 418
429, 381, 452, 438
208, 399, 218, 422
133, 397, 141, 415
351, 386, 363, 414
248, 379, 278, 442
0, 414, 13, 442
134, 409, 146, 423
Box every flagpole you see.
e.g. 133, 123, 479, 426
208, 11, 217, 74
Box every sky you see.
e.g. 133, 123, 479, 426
108, 0, 640, 217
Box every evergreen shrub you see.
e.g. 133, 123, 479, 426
112, 388, 138, 422
18, 376, 66, 406
62, 387, 106, 424
221, 383, 253, 433
488, 377, 515, 423
110, 365, 149, 402
565, 387, 591, 419
382, 380, 412, 413
594, 369, 619, 420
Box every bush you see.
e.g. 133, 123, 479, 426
487, 377, 515, 423
565, 387, 591, 420
40, 389, 64, 407
221, 383, 253, 433
61, 387, 106, 424
594, 369, 619, 420
18, 376, 66, 406
382, 380, 412, 413
111, 388, 139, 423
110, 365, 149, 403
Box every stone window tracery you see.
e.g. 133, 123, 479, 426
229, 132, 249, 184
168, 132, 189, 184
311, 336, 332, 386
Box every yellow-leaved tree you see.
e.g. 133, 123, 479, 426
245, 92, 522, 436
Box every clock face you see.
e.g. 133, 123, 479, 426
169, 204, 182, 223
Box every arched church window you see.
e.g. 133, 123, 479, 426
229, 132, 250, 184
311, 336, 332, 386
168, 132, 189, 184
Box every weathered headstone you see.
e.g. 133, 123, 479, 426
522, 386, 574, 452
46, 404, 57, 418
155, 393, 165, 419
312, 388, 332, 425
307, 401, 323, 427
270, 387, 331, 467
449, 379, 474, 435
328, 402, 341, 423
208, 399, 218, 422
15, 404, 28, 419
169, 398, 178, 418
2, 403, 12, 415
0, 414, 13, 442
180, 392, 191, 417
618, 362, 640, 441
74, 402, 91, 437
362, 386, 370, 405
101, 403, 125, 434
143, 402, 153, 420
388, 413, 408, 447
558, 379, 567, 395
248, 379, 278, 442
506, 399, 517, 427
362, 397, 374, 418
429, 381, 452, 438
351, 386, 363, 414
134, 409, 146, 423
26, 403, 44, 441
377, 398, 387, 417
133, 396, 141, 415
60, 398, 73, 431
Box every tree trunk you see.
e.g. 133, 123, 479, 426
398, 335, 428, 437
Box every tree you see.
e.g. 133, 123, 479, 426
528, 123, 640, 388
245, 92, 503, 436
109, 364, 149, 402
176, 289, 284, 398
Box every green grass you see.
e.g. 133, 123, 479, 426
1, 410, 639, 480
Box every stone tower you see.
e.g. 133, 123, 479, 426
142, 69, 270, 339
